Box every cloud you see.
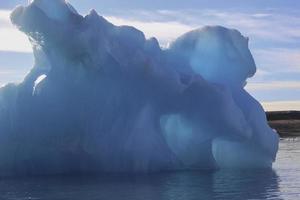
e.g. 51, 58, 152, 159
105, 16, 193, 46
252, 48, 300, 73
262, 101, 300, 111
103, 9, 300, 45
205, 11, 300, 44
0, 10, 32, 53
0, 10, 11, 26
246, 81, 300, 91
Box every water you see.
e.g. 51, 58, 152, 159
0, 138, 299, 200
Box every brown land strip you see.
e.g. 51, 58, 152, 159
266, 111, 300, 137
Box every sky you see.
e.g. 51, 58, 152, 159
0, 0, 299, 111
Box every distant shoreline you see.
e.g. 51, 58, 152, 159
266, 111, 300, 137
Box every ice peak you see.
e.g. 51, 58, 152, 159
89, 9, 98, 17
30, 0, 74, 21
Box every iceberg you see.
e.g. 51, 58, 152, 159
0, 0, 278, 176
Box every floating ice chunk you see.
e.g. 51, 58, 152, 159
0, 0, 279, 176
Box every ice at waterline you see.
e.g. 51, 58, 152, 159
0, 0, 278, 176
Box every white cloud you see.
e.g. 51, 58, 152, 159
0, 10, 32, 53
109, 9, 300, 44
105, 16, 193, 46
262, 101, 300, 111
246, 81, 300, 91
252, 48, 300, 73
209, 12, 300, 43
0, 10, 11, 25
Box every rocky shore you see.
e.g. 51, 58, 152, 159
267, 111, 300, 137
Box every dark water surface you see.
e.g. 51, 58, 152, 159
0, 138, 299, 200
